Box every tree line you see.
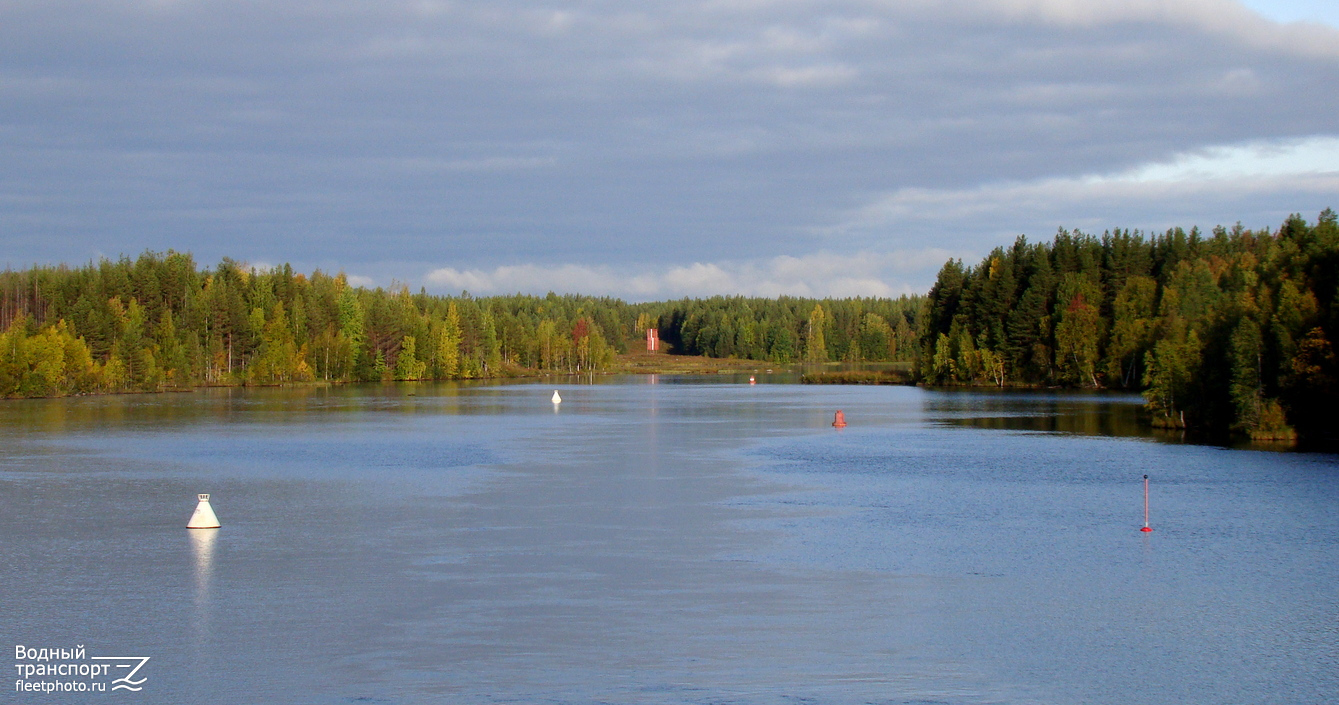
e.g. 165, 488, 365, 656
0, 255, 631, 395
0, 254, 921, 398
647, 295, 921, 363
3, 208, 1333, 444
920, 210, 1337, 444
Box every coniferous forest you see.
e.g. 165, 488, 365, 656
920, 210, 1337, 444
1, 210, 1335, 445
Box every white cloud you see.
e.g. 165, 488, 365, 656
422, 250, 958, 300
959, 0, 1339, 57
758, 63, 857, 87
1127, 135, 1339, 182
346, 274, 376, 288
842, 135, 1339, 232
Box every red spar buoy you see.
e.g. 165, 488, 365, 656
1140, 474, 1153, 532
832, 410, 847, 428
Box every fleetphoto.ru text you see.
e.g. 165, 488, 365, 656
15, 645, 149, 694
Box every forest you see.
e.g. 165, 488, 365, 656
920, 210, 1337, 444
0, 255, 918, 396
2, 209, 1334, 444
652, 296, 920, 363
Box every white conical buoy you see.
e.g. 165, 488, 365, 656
187, 493, 221, 529
552, 390, 562, 404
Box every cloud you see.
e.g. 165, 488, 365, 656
345, 274, 376, 288
0, 0, 1337, 278
1236, 0, 1339, 28
957, 0, 1339, 57
836, 135, 1339, 241
423, 250, 956, 300
378, 156, 558, 174
1126, 135, 1339, 181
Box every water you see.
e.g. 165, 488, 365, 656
2, 378, 1336, 704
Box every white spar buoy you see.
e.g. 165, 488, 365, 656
187, 493, 221, 529
552, 390, 562, 404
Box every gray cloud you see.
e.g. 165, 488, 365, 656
1, 0, 1336, 295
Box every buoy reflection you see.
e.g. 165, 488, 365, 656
191, 528, 217, 599
190, 528, 217, 646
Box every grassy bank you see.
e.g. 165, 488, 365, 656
800, 367, 916, 385
611, 352, 777, 375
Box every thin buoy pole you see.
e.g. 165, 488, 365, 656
1141, 474, 1152, 532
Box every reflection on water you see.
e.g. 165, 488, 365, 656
189, 528, 217, 646
926, 387, 1153, 438
0, 381, 537, 437
190, 528, 216, 604
925, 386, 1316, 450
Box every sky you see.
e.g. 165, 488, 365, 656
2, 0, 1337, 300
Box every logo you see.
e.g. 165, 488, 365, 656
90, 656, 151, 691
14, 645, 150, 695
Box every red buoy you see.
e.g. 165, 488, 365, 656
832, 410, 847, 428
1140, 474, 1153, 532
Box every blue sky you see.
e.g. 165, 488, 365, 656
1240, 0, 1339, 25
2, 0, 1336, 299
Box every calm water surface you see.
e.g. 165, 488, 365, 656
2, 377, 1336, 704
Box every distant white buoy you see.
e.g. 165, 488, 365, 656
187, 493, 221, 529
552, 390, 562, 404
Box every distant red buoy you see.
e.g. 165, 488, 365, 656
1140, 474, 1153, 532
749, 375, 756, 385
832, 410, 846, 428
